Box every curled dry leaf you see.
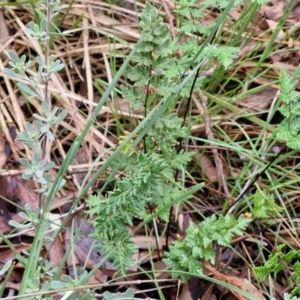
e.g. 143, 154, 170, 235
0, 132, 7, 169
201, 155, 218, 182
178, 212, 191, 237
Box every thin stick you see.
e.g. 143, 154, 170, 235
198, 91, 232, 202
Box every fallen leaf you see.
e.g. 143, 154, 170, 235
205, 263, 265, 300
152, 260, 170, 280
44, 232, 65, 272
265, 19, 285, 40
88, 269, 107, 285
200, 155, 218, 181
0, 244, 29, 264
17, 178, 39, 210
131, 235, 173, 249
0, 132, 7, 169
179, 278, 214, 300
66, 216, 115, 278
261, 1, 285, 21
237, 87, 278, 113
178, 212, 191, 237
71, 146, 90, 188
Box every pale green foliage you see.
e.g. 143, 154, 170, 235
103, 288, 135, 300
87, 152, 193, 273
3, 5, 66, 196
276, 69, 300, 149
271, 293, 300, 300
0, 260, 12, 276
9, 204, 40, 229
51, 268, 94, 299
173, 0, 240, 76
20, 254, 58, 300
254, 245, 300, 296
26, 19, 48, 41
251, 190, 283, 220
2, 0, 69, 297
164, 215, 252, 281
121, 2, 175, 107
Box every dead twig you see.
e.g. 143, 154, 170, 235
198, 90, 232, 202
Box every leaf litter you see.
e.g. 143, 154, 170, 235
0, 0, 300, 299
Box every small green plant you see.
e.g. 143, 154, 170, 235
272, 293, 300, 300
9, 203, 40, 229
103, 288, 135, 300
3, 0, 66, 196
254, 245, 300, 296
87, 2, 198, 275
2, 0, 68, 298
50, 268, 94, 299
251, 190, 283, 221
164, 214, 252, 281
276, 68, 300, 149
253, 67, 300, 296
170, 0, 239, 81
86, 0, 267, 279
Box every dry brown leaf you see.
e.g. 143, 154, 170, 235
272, 61, 296, 74
152, 260, 170, 280
110, 98, 133, 115
290, 4, 300, 19
265, 19, 285, 40
0, 244, 29, 265
71, 146, 90, 187
2, 281, 20, 291
205, 263, 265, 300
44, 232, 65, 272
0, 132, 7, 169
237, 87, 277, 113
261, 1, 285, 21
0, 214, 11, 234
201, 155, 218, 181
72, 217, 115, 271
72, 234, 109, 269
179, 282, 193, 300
88, 269, 107, 285
178, 212, 191, 237
238, 43, 265, 59
17, 178, 39, 210
50, 191, 78, 211
131, 235, 173, 249
0, 175, 19, 200
180, 278, 214, 300
0, 175, 20, 226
